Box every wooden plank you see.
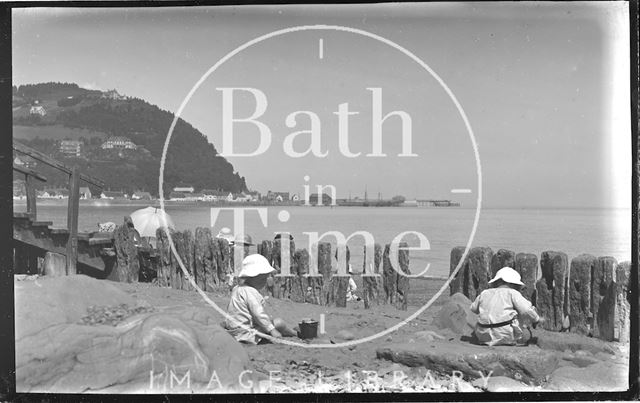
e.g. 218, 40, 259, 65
25, 174, 37, 220
50, 228, 69, 235
88, 237, 113, 246
13, 164, 47, 182
31, 221, 53, 227
14, 212, 30, 219
77, 232, 91, 241
13, 220, 111, 271
13, 141, 105, 188
66, 167, 80, 275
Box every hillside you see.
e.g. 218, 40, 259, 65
12, 82, 247, 196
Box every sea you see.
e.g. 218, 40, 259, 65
14, 201, 632, 280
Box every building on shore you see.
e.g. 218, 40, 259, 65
29, 105, 46, 116
101, 136, 137, 150
79, 187, 92, 199
266, 191, 290, 203
131, 191, 153, 200
172, 185, 194, 193
101, 190, 126, 200
59, 140, 84, 157
308, 193, 334, 206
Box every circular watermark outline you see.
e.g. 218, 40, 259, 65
159, 24, 482, 349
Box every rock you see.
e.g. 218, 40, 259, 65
472, 376, 534, 392
515, 253, 538, 302
595, 351, 614, 361
433, 293, 477, 336
536, 251, 568, 331
546, 361, 628, 391
490, 249, 516, 277
15, 277, 252, 393
567, 254, 595, 335
415, 330, 445, 342
376, 341, 559, 385
14, 275, 136, 339
570, 355, 600, 368
263, 364, 283, 373
335, 330, 355, 341
534, 329, 617, 355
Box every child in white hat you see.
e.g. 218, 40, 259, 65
224, 254, 298, 344
470, 266, 543, 346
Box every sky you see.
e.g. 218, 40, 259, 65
12, 2, 631, 208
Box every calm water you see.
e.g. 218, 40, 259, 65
15, 201, 631, 279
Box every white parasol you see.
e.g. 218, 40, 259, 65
130, 206, 175, 237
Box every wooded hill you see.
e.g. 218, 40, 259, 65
12, 82, 247, 197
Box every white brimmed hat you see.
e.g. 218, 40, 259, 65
238, 254, 275, 278
489, 267, 524, 286
216, 227, 234, 242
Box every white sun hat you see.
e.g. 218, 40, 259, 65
489, 266, 524, 286
238, 254, 276, 278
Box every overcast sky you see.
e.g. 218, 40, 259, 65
12, 2, 631, 208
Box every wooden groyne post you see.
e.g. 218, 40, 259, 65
449, 246, 631, 341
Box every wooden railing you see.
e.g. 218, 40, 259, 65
13, 141, 105, 275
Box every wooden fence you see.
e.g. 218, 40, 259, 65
449, 246, 631, 342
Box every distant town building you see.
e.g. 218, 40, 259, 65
234, 192, 253, 202
100, 191, 126, 199
172, 186, 194, 193
266, 191, 290, 202
101, 89, 126, 101
59, 140, 83, 157
169, 191, 187, 201
29, 105, 46, 116
79, 186, 92, 199
201, 189, 229, 202
101, 136, 137, 150
131, 191, 153, 200
308, 193, 333, 206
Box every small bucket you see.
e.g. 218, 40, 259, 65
298, 319, 318, 339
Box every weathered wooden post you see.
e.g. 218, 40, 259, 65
318, 242, 332, 305
219, 238, 233, 288
272, 236, 299, 301
194, 227, 213, 291
66, 166, 80, 275
467, 247, 493, 300
490, 249, 516, 277
567, 254, 595, 335
25, 173, 37, 220
155, 227, 172, 287
515, 253, 538, 302
111, 216, 140, 283
362, 243, 383, 308
177, 230, 195, 291
535, 251, 568, 331
449, 246, 467, 296
305, 243, 326, 305
592, 256, 616, 338
328, 245, 350, 307
614, 261, 631, 342
382, 244, 396, 304
395, 242, 410, 311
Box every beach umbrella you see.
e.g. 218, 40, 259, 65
130, 206, 175, 237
